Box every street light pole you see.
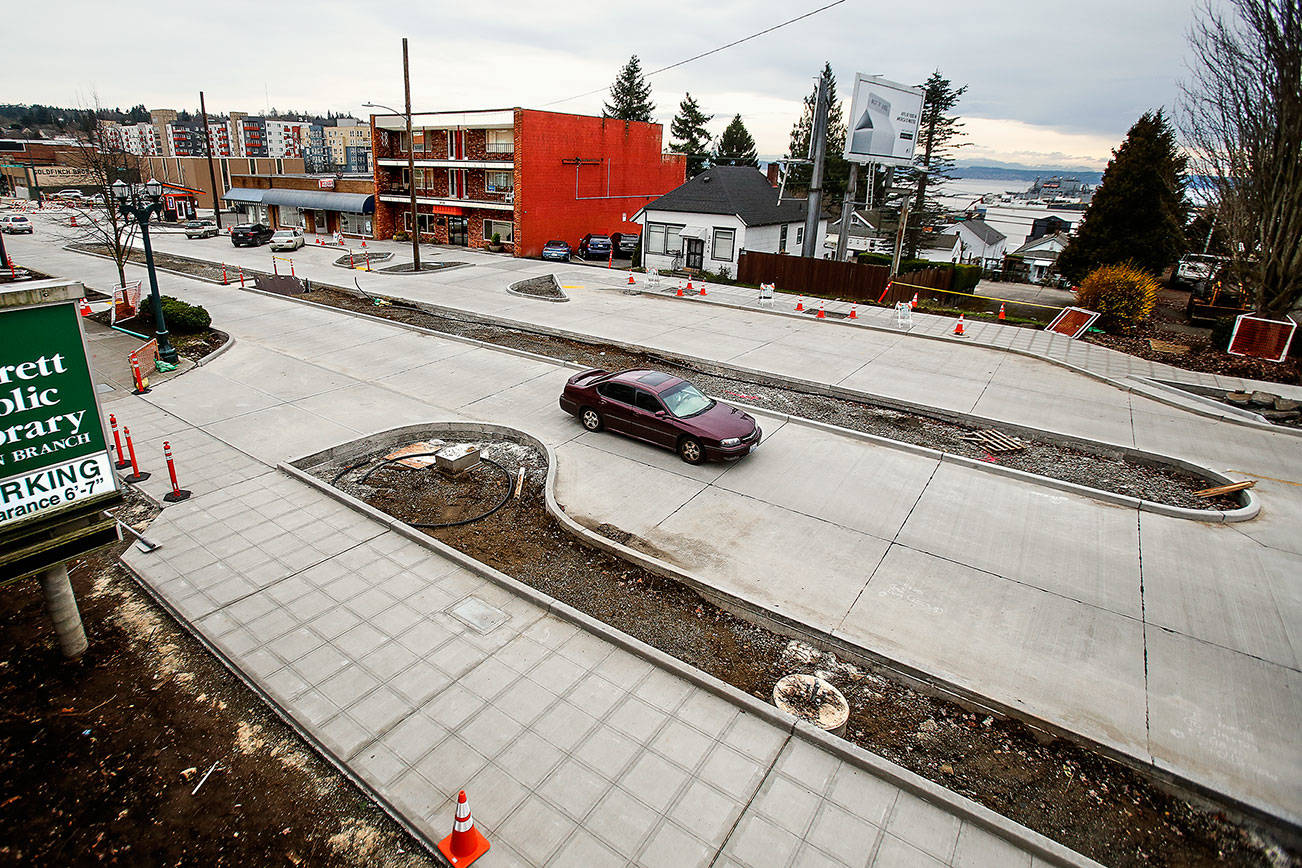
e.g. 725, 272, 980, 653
113, 178, 179, 365
402, 38, 421, 273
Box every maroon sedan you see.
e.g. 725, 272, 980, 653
559, 369, 761, 463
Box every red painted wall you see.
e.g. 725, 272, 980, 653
516, 110, 685, 258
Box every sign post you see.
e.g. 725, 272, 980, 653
1, 279, 123, 657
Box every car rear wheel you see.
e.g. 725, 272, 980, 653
678, 436, 704, 464
580, 407, 603, 432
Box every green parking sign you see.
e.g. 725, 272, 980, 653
0, 302, 118, 528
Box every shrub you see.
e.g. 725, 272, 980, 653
158, 296, 211, 333
1073, 263, 1158, 332
1210, 316, 1237, 351
491, 232, 501, 244
952, 264, 982, 293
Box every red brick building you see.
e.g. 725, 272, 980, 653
371, 108, 686, 258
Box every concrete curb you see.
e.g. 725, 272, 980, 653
193, 330, 236, 367
506, 273, 570, 303
282, 422, 1103, 868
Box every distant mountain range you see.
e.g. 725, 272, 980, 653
953, 164, 1105, 185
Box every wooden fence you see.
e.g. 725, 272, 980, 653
737, 252, 952, 303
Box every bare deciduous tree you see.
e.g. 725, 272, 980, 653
42, 106, 148, 287
1180, 0, 1302, 317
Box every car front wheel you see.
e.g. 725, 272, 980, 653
580, 407, 603, 432
678, 436, 704, 464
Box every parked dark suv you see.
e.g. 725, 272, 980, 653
230, 223, 274, 247
577, 234, 612, 261
609, 232, 639, 258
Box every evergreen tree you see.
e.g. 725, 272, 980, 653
1056, 110, 1188, 282
713, 115, 759, 167
784, 63, 849, 201
904, 71, 967, 257
604, 55, 655, 122
670, 92, 713, 177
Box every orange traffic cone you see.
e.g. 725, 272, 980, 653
685, 279, 694, 293
676, 284, 684, 297
437, 790, 490, 866
361, 240, 367, 248
795, 296, 804, 312
816, 299, 826, 319
699, 282, 707, 296
627, 273, 635, 285
78, 299, 92, 316
910, 292, 918, 310
848, 304, 858, 320
954, 314, 966, 336
998, 303, 1006, 320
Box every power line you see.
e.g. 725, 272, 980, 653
542, 0, 848, 108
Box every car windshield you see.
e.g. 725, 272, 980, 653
660, 381, 714, 418
273, 231, 294, 238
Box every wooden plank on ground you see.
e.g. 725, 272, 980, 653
1193, 480, 1256, 498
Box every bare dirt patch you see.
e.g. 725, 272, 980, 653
310, 434, 1293, 868
0, 490, 438, 868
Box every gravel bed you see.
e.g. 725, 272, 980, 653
332, 251, 395, 267
304, 433, 1286, 868
509, 274, 566, 299
374, 261, 467, 273
67, 242, 1237, 509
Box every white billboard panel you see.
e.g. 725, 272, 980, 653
844, 74, 924, 167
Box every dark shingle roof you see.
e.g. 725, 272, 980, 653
643, 166, 808, 226
957, 218, 1005, 245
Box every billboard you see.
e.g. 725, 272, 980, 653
0, 302, 119, 529
843, 74, 925, 167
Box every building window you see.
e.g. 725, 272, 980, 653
339, 212, 372, 237
403, 213, 436, 234
412, 130, 425, 153
486, 129, 513, 153
485, 171, 513, 192
483, 219, 513, 243
779, 224, 788, 253
646, 222, 685, 256
712, 228, 736, 262
795, 225, 804, 246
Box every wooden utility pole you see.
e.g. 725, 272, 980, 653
199, 91, 222, 229
403, 38, 421, 273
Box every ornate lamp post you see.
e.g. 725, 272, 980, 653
111, 178, 178, 365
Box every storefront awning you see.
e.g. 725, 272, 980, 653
260, 189, 374, 213
222, 187, 264, 203
678, 226, 708, 239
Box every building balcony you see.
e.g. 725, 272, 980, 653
378, 191, 514, 212
378, 156, 513, 170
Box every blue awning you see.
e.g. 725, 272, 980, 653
259, 189, 374, 213
222, 187, 265, 203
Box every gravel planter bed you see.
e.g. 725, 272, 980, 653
372, 261, 468, 274
508, 274, 567, 301
306, 432, 1286, 868
67, 242, 1236, 509
331, 251, 395, 268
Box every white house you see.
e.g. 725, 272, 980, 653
915, 232, 963, 264
635, 166, 828, 275
1008, 232, 1070, 284
947, 218, 1007, 268
824, 209, 894, 258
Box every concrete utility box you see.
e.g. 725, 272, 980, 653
435, 443, 481, 476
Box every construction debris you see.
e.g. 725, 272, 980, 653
958, 429, 1029, 453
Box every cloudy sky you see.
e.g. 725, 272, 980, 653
11, 0, 1211, 169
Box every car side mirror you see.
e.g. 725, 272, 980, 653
654, 410, 667, 418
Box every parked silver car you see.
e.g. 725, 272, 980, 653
184, 219, 219, 239
269, 228, 306, 251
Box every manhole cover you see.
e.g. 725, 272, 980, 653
448, 597, 509, 634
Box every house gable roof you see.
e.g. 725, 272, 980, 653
955, 218, 1005, 245
643, 165, 808, 226
1011, 231, 1069, 256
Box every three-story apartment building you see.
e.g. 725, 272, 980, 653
371, 108, 685, 257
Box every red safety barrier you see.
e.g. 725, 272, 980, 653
364, 251, 371, 272
109, 414, 130, 469
239, 267, 245, 287
121, 427, 150, 483
222, 263, 229, 285
129, 355, 149, 394
162, 440, 192, 502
